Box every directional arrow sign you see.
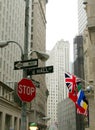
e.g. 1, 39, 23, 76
14, 59, 38, 70
27, 66, 54, 75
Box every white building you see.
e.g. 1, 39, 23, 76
46, 39, 70, 128
78, 0, 87, 34
0, 0, 32, 88
0, 0, 49, 130
0, 0, 33, 130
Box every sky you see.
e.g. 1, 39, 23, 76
46, 0, 78, 61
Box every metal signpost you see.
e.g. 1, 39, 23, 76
27, 66, 54, 75
17, 78, 36, 130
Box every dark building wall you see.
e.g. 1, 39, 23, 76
73, 35, 85, 130
73, 35, 85, 84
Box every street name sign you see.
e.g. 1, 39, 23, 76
17, 78, 36, 102
27, 66, 54, 75
14, 59, 38, 70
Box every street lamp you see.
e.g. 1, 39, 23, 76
29, 117, 50, 130
86, 86, 93, 93
0, 41, 24, 60
29, 122, 38, 130
29, 50, 49, 61
0, 41, 49, 61
0, 40, 49, 130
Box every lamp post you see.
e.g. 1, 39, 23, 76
29, 117, 50, 130
0, 40, 49, 130
0, 41, 49, 62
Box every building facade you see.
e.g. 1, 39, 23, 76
78, 0, 87, 34
73, 35, 85, 85
46, 40, 70, 129
77, 0, 95, 129
0, 0, 48, 130
0, 0, 26, 87
0, 81, 29, 130
83, 1, 95, 130
57, 98, 76, 130
28, 1, 48, 129
73, 35, 86, 130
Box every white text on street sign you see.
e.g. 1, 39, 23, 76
27, 66, 54, 75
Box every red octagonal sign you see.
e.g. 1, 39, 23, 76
17, 78, 36, 102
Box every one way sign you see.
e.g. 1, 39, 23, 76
14, 59, 38, 70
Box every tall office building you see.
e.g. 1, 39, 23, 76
0, 0, 32, 129
46, 40, 70, 128
73, 35, 84, 81
0, 0, 27, 86
29, 1, 49, 129
0, 0, 48, 129
78, 0, 87, 34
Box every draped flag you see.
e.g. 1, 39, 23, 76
65, 72, 88, 116
76, 82, 88, 115
76, 103, 88, 116
77, 90, 88, 110
65, 72, 80, 102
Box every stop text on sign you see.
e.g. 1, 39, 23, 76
18, 85, 35, 95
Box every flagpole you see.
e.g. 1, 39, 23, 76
76, 77, 91, 85
65, 72, 94, 86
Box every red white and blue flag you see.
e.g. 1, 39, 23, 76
65, 72, 78, 102
65, 72, 88, 116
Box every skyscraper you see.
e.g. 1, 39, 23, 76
28, 1, 48, 129
78, 0, 87, 34
0, 0, 27, 86
0, 0, 48, 129
0, 1, 32, 129
46, 39, 70, 128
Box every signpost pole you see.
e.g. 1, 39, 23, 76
21, 0, 30, 130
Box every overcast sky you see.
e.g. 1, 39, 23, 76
46, 0, 78, 57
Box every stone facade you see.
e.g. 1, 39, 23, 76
27, 0, 48, 129
83, 0, 95, 130
0, 0, 48, 130
0, 81, 30, 130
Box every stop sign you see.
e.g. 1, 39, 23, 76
17, 78, 36, 102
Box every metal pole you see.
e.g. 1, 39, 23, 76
21, 0, 30, 130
